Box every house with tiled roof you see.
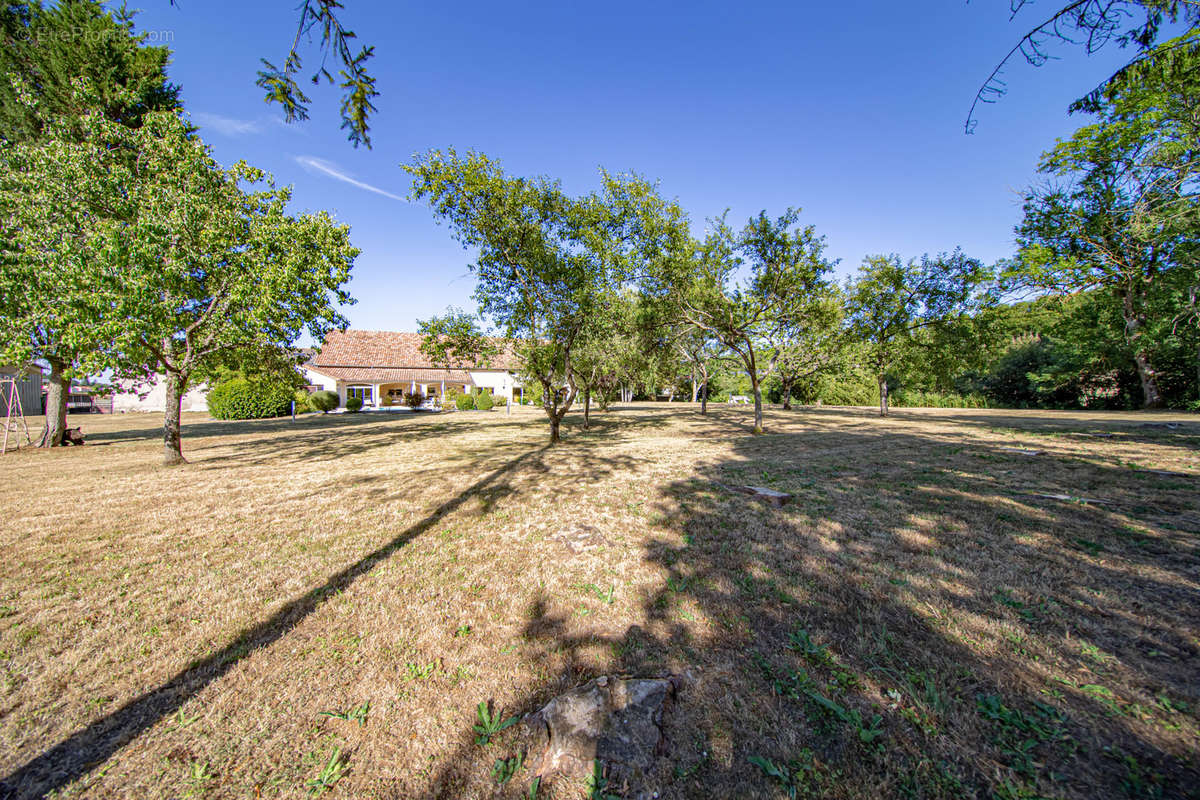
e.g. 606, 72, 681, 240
302, 330, 524, 408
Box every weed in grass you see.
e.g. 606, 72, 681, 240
577, 582, 615, 605
585, 759, 621, 800
319, 701, 370, 727
526, 776, 541, 798
473, 701, 518, 746
491, 752, 524, 784
1104, 747, 1165, 799
749, 749, 835, 799
454, 624, 472, 638
404, 659, 442, 682
181, 760, 214, 798
305, 746, 349, 797
976, 694, 1075, 780
167, 707, 200, 732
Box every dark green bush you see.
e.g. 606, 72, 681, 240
404, 391, 425, 409
207, 377, 293, 420
475, 390, 494, 411
345, 396, 363, 413
455, 393, 474, 410
308, 389, 338, 413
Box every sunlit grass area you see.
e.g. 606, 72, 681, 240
1, 404, 1197, 798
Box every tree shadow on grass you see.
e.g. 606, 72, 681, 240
419, 413, 1199, 799
0, 441, 553, 799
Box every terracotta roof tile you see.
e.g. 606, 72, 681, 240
304, 366, 475, 384
309, 330, 519, 371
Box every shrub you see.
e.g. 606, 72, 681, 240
309, 389, 339, 413
293, 389, 313, 413
455, 393, 475, 410
405, 391, 425, 409
493, 395, 507, 407
345, 396, 363, 413
207, 377, 293, 420
475, 390, 494, 411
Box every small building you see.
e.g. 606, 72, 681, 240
0, 365, 43, 417
302, 330, 523, 408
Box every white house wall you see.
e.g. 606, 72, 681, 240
111, 374, 210, 413
469, 370, 519, 400
302, 368, 341, 403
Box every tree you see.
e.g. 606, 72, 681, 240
102, 109, 357, 464
418, 307, 501, 371
669, 323, 727, 415
1, 0, 178, 143
0, 91, 130, 445
846, 250, 991, 416
1010, 44, 1198, 407
254, 0, 378, 148
774, 288, 845, 411
665, 209, 836, 433
970, 1, 1200, 132
406, 150, 685, 443
0, 1, 178, 446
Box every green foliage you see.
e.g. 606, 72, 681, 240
345, 396, 363, 413
475, 389, 494, 411
305, 746, 349, 796
404, 391, 424, 409
1, 0, 179, 143
418, 308, 500, 370
472, 701, 518, 746
206, 376, 293, 420
293, 389, 314, 413
309, 389, 339, 413
256, 1, 378, 148
455, 393, 475, 410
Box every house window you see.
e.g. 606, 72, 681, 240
347, 385, 373, 404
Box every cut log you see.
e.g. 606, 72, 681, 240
713, 482, 793, 507
999, 447, 1043, 456
62, 427, 85, 446
1021, 492, 1116, 507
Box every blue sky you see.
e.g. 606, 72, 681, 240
129, 0, 1136, 334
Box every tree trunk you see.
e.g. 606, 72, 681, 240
37, 356, 68, 448
1118, 288, 1164, 408
549, 415, 560, 444
700, 390, 707, 415
583, 389, 591, 430
1132, 349, 1165, 408
163, 370, 187, 465
751, 376, 764, 434
878, 375, 889, 417
691, 372, 698, 403
781, 378, 793, 411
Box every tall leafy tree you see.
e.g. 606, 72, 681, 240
0, 1, 178, 446
0, 86, 132, 445
846, 250, 991, 416
418, 307, 501, 372
970, 0, 1199, 131
664, 209, 836, 433
774, 288, 845, 411
103, 109, 358, 464
1, 0, 178, 142
407, 150, 686, 443
1010, 43, 1198, 407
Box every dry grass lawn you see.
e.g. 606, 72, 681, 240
0, 403, 1197, 799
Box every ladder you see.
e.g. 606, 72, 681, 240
1, 378, 33, 454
